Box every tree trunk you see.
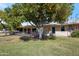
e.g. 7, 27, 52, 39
36, 27, 43, 39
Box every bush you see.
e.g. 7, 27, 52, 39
42, 34, 48, 40
20, 36, 31, 41
48, 34, 56, 40
71, 30, 79, 38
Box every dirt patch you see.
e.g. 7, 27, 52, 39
0, 35, 21, 43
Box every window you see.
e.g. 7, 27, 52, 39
52, 26, 55, 33
61, 26, 65, 31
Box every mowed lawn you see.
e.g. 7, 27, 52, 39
0, 35, 79, 56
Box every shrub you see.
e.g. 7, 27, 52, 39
71, 30, 79, 38
42, 34, 48, 40
20, 36, 31, 41
48, 35, 56, 40
49, 36, 56, 40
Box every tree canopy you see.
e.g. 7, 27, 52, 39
0, 3, 74, 30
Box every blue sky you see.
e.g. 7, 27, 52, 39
0, 3, 13, 10
69, 3, 79, 21
0, 3, 79, 22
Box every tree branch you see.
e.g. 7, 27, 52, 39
28, 21, 36, 27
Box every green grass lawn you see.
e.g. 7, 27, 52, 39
0, 35, 79, 56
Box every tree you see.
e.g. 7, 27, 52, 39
0, 10, 8, 30
4, 6, 26, 31
2, 3, 74, 38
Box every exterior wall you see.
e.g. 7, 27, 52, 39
75, 24, 79, 30
17, 23, 79, 34
64, 24, 79, 31
43, 25, 52, 33
76, 24, 79, 30
43, 25, 61, 33
55, 25, 61, 31
44, 25, 63, 32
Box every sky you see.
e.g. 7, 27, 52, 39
0, 3, 79, 22
68, 3, 79, 22
0, 3, 13, 10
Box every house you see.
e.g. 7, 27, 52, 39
16, 20, 79, 36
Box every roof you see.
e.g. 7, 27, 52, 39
49, 22, 61, 25
21, 21, 61, 27
65, 19, 79, 24
75, 20, 79, 23
21, 21, 35, 27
